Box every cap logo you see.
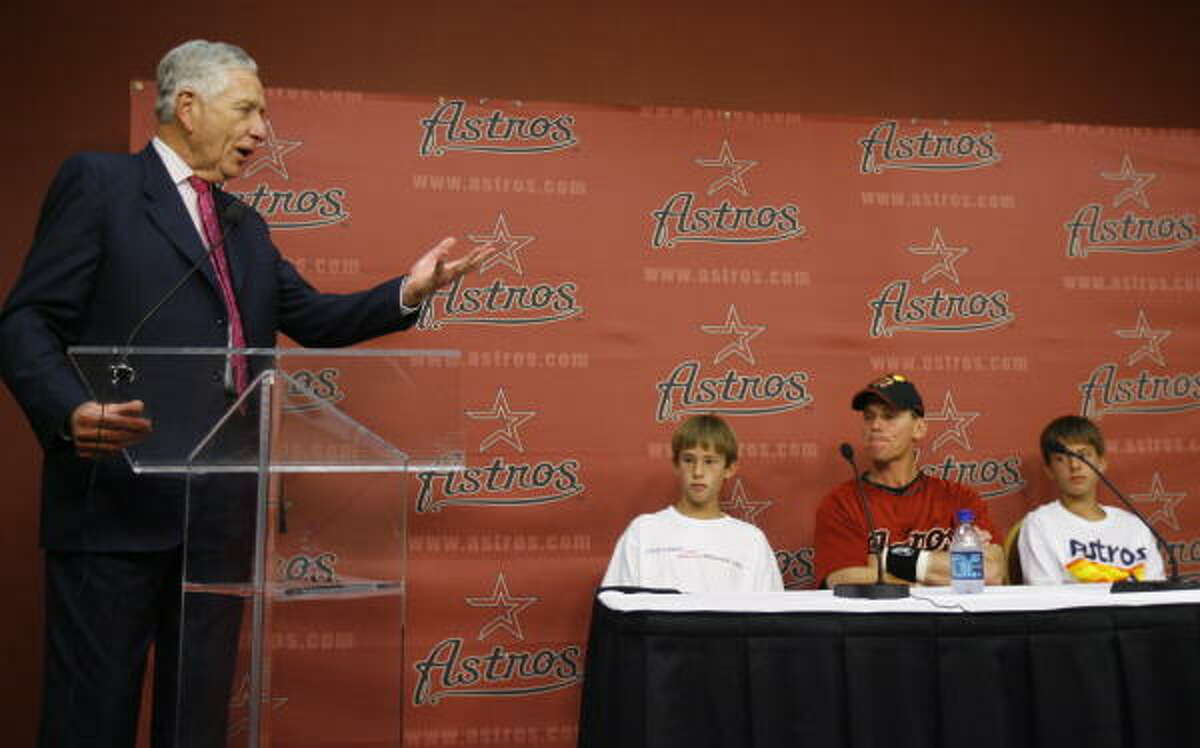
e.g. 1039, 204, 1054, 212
872, 373, 908, 388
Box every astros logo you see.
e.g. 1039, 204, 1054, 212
917, 388, 1024, 498
411, 572, 582, 705
418, 99, 578, 157
866, 227, 1013, 337
1063, 154, 1198, 257
649, 139, 805, 249
418, 212, 583, 329
1078, 309, 1200, 418
413, 388, 584, 512
857, 120, 1000, 174
228, 119, 350, 230
654, 303, 812, 422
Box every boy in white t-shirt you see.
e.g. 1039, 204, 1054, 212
601, 414, 784, 593
1018, 415, 1165, 584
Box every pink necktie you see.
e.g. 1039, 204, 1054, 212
188, 176, 248, 395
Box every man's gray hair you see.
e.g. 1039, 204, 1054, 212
155, 40, 258, 123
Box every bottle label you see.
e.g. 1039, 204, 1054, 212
951, 550, 984, 581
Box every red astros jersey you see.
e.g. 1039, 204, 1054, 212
814, 474, 995, 586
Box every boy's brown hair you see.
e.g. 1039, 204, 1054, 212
1039, 415, 1105, 464
671, 414, 739, 465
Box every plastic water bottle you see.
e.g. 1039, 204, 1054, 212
950, 508, 985, 594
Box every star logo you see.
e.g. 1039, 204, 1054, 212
923, 391, 980, 452
719, 479, 772, 526
694, 139, 758, 197
241, 119, 303, 180
1115, 310, 1171, 367
1131, 473, 1186, 531
700, 305, 767, 365
465, 573, 539, 641
468, 212, 536, 275
227, 673, 289, 737
907, 227, 969, 285
1101, 154, 1156, 210
465, 388, 536, 453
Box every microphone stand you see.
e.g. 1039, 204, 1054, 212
109, 200, 247, 387
1048, 443, 1197, 592
98, 199, 248, 465
833, 443, 909, 599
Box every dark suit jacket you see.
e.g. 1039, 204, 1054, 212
0, 144, 418, 552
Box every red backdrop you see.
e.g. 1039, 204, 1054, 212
129, 86, 1200, 745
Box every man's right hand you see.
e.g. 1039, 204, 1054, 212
70, 400, 152, 459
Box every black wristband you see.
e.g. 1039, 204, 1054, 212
885, 545, 920, 582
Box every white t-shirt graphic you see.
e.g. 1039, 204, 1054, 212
1018, 500, 1165, 584
602, 506, 784, 593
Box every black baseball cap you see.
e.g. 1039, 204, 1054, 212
851, 373, 924, 416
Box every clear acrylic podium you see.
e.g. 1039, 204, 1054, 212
69, 346, 463, 748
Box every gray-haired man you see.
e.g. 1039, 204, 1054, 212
1, 39, 493, 746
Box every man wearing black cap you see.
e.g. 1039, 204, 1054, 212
814, 374, 1005, 588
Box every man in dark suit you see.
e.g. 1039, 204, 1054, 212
0, 39, 493, 747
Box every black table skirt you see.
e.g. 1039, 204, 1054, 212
578, 597, 1200, 748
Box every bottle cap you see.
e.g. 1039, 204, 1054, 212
955, 508, 975, 524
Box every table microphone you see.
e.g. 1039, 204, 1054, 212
1046, 442, 1198, 592
109, 199, 248, 387
833, 443, 909, 599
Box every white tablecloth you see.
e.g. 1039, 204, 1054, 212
599, 583, 1200, 614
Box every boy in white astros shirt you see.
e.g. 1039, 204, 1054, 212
1018, 415, 1165, 584
601, 414, 784, 593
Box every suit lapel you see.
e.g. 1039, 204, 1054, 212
139, 146, 221, 294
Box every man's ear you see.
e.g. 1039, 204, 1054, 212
174, 89, 198, 133
723, 460, 739, 479
912, 416, 928, 440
